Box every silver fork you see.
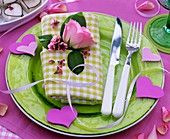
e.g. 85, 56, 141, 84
112, 22, 142, 118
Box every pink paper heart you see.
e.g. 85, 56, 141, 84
142, 47, 161, 62
46, 106, 78, 128
17, 42, 38, 56
136, 76, 164, 98
9, 34, 36, 55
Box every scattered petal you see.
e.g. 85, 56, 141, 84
157, 124, 169, 135
137, 1, 155, 11
0, 103, 8, 116
48, 4, 67, 14
147, 125, 158, 139
39, 11, 48, 20
0, 47, 3, 53
162, 106, 170, 123
133, 133, 145, 139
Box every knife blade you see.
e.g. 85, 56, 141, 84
101, 17, 122, 116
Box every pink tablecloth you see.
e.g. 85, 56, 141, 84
0, 0, 170, 139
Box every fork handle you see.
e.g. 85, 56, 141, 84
101, 64, 115, 116
112, 64, 130, 118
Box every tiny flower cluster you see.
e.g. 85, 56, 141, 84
50, 18, 60, 29
48, 35, 68, 53
54, 59, 65, 75
81, 49, 90, 59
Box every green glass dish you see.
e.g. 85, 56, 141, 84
6, 13, 164, 137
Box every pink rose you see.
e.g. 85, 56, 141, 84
62, 19, 96, 49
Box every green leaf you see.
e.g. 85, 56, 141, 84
68, 51, 84, 75
38, 35, 53, 49
60, 12, 86, 38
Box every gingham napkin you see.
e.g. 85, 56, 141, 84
40, 12, 103, 104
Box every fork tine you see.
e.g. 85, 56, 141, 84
134, 22, 139, 44
138, 22, 142, 46
130, 22, 136, 44
126, 22, 132, 44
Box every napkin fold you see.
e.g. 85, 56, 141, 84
40, 12, 103, 104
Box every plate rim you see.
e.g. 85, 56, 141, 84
5, 12, 165, 137
0, 0, 48, 26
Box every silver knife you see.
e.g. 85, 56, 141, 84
101, 17, 122, 116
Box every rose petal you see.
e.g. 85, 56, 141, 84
137, 1, 155, 11
162, 106, 170, 122
147, 125, 158, 139
0, 103, 8, 116
0, 47, 3, 53
48, 4, 67, 14
133, 133, 145, 139
157, 124, 169, 135
39, 12, 48, 20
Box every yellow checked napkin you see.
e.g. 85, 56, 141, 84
40, 12, 103, 105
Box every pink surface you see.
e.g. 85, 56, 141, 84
136, 76, 164, 98
0, 0, 170, 139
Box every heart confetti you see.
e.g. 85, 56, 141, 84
142, 47, 161, 62
9, 34, 37, 55
17, 42, 38, 56
46, 106, 78, 128
136, 76, 164, 98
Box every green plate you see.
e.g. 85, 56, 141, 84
6, 13, 164, 137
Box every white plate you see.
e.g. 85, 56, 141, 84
0, 0, 48, 32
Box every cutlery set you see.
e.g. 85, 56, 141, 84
101, 18, 142, 118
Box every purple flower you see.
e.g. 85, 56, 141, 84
58, 42, 68, 52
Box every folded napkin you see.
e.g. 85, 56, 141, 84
40, 12, 103, 105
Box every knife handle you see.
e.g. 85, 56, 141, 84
112, 64, 130, 118
101, 64, 115, 116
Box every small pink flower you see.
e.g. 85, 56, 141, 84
50, 18, 59, 29
58, 59, 65, 67
48, 42, 56, 53
162, 106, 170, 122
54, 66, 63, 75
58, 42, 68, 52
51, 35, 61, 44
157, 124, 169, 135
81, 49, 90, 58
48, 59, 55, 64
147, 125, 158, 139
